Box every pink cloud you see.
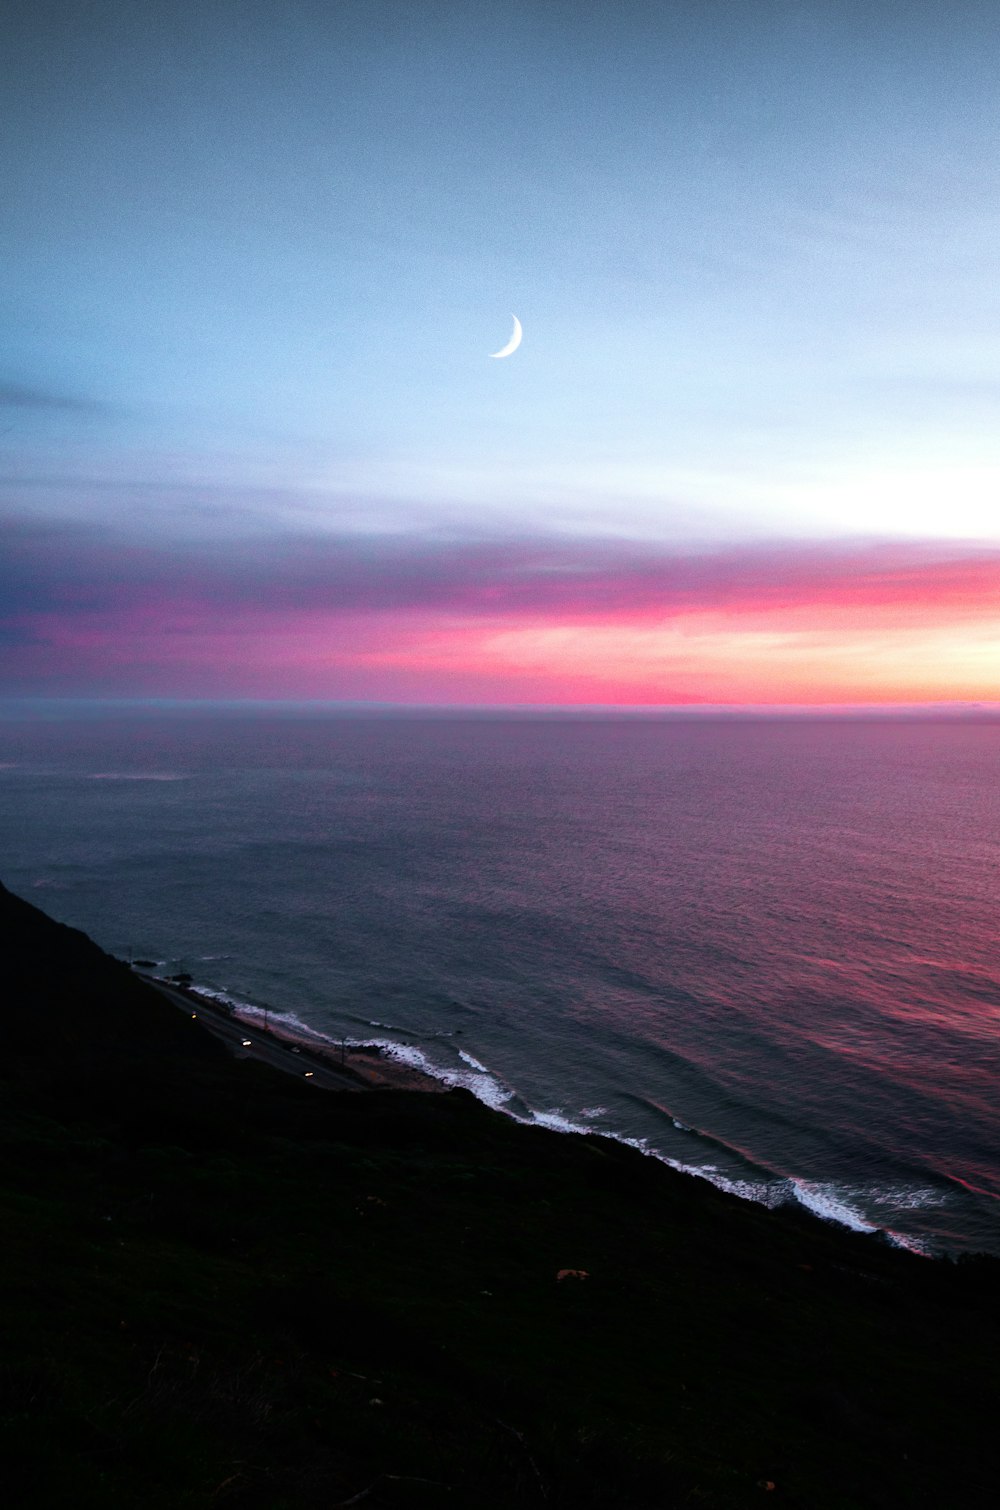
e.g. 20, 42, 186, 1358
3, 519, 1000, 701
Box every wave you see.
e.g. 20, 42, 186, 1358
792, 1181, 878, 1234
179, 974, 948, 1253
622, 1089, 775, 1171
790, 1181, 947, 1255
361, 1018, 458, 1040
457, 1048, 490, 1073
349, 1037, 519, 1114
183, 983, 518, 1111
187, 985, 329, 1044
379, 1053, 948, 1252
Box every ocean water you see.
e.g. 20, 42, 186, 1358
2, 707, 999, 1257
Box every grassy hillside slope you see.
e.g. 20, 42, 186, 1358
1, 879, 998, 1508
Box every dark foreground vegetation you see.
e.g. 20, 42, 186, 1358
2, 880, 998, 1508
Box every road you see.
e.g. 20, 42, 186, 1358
141, 975, 368, 1092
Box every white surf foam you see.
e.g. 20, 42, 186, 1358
529, 1108, 590, 1134
793, 1182, 878, 1233
367, 1018, 455, 1040
189, 986, 330, 1044
350, 1037, 516, 1111
877, 1185, 949, 1212
790, 1181, 947, 1254
457, 1049, 490, 1073
885, 1231, 933, 1256
182, 979, 948, 1252
638, 1143, 787, 1208
510, 1112, 945, 1246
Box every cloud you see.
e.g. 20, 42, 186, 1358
3, 516, 1000, 626
3, 516, 1000, 701
0, 382, 105, 412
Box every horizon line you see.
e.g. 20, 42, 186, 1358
3, 697, 1000, 722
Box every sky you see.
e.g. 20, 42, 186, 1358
3, 0, 1000, 705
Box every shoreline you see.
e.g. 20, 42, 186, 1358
8, 877, 1000, 1509
140, 971, 449, 1093
144, 969, 948, 1258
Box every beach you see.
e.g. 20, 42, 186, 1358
142, 972, 449, 1093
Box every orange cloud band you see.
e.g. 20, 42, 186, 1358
3, 523, 999, 702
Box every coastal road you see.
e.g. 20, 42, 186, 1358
140, 975, 367, 1092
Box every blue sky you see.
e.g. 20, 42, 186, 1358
3, 2, 1000, 701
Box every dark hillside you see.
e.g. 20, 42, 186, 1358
1, 880, 998, 1508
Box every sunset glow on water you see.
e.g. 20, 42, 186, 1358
3, 709, 998, 1256
4, 3, 1000, 1259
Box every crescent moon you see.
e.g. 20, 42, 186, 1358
489, 314, 522, 359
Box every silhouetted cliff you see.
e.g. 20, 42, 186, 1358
1, 880, 998, 1508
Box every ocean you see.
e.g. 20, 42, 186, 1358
2, 707, 998, 1257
